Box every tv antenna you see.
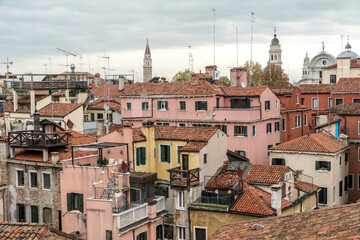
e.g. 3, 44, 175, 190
250, 12, 254, 86
56, 48, 76, 71
1, 57, 14, 76
212, 8, 216, 65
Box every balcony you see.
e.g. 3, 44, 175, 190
155, 195, 166, 213
169, 167, 200, 188
8, 130, 70, 148
13, 80, 88, 90
115, 203, 148, 229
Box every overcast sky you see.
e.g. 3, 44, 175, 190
1, 0, 359, 83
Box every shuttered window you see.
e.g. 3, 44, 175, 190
142, 102, 149, 110
318, 187, 327, 204
157, 101, 168, 110
31, 206, 39, 223
67, 192, 84, 212
160, 145, 171, 163
195, 101, 207, 111
136, 147, 146, 166
315, 161, 331, 171
234, 126, 247, 136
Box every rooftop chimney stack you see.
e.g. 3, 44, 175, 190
119, 75, 125, 91
33, 113, 40, 131
97, 120, 105, 136
271, 184, 282, 216
94, 73, 100, 86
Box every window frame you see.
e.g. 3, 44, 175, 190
235, 150, 246, 157
252, 125, 256, 137
142, 102, 149, 110
195, 101, 208, 111
97, 113, 104, 120
335, 98, 343, 106
177, 226, 186, 240
315, 161, 331, 171
158, 101, 168, 111
177, 191, 185, 209
136, 146, 146, 167
159, 144, 171, 163
304, 114, 308, 126
193, 226, 207, 240
265, 100, 270, 111
178, 101, 186, 111
274, 121, 280, 132
30, 205, 39, 223
16, 169, 25, 187
296, 94, 299, 105
318, 187, 327, 205
330, 74, 336, 84
267, 145, 273, 157
328, 97, 333, 108
17, 203, 26, 222
349, 174, 354, 190
42, 172, 51, 190
266, 123, 272, 134
295, 115, 301, 128
353, 98, 360, 103
234, 125, 247, 137
312, 97, 319, 109
67, 192, 84, 212
275, 100, 278, 110
203, 153, 207, 164
339, 180, 343, 197
126, 102, 132, 110
29, 170, 38, 189
282, 118, 286, 131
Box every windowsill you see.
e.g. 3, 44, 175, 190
16, 185, 24, 188
69, 210, 82, 214
265, 109, 270, 112
158, 109, 168, 111
316, 170, 330, 173
178, 109, 186, 112
42, 188, 51, 191
196, 110, 207, 112
235, 135, 247, 137
159, 161, 170, 164
125, 109, 132, 111
267, 132, 272, 134
142, 109, 149, 111
29, 187, 38, 189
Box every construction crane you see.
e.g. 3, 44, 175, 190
1, 57, 14, 76
56, 48, 76, 71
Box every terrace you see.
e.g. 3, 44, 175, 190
168, 167, 200, 188
8, 130, 70, 148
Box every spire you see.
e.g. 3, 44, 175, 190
321, 41, 325, 52
273, 27, 277, 38
345, 35, 351, 51
145, 38, 151, 55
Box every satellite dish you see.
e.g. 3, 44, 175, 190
104, 103, 109, 111
241, 82, 246, 88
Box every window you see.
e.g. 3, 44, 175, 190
301, 98, 304, 105
137, 232, 147, 240
230, 99, 250, 109
177, 146, 183, 164
304, 114, 308, 126
179, 101, 186, 111
126, 102, 132, 110
142, 102, 149, 110
0, 102, 3, 113
265, 101, 270, 111
90, 113, 95, 121
179, 123, 186, 127
349, 174, 354, 189
315, 161, 331, 171
312, 98, 319, 109
330, 74, 336, 84
157, 101, 168, 111
194, 227, 207, 240
164, 225, 174, 239
339, 156, 342, 166
97, 113, 104, 119
234, 150, 245, 157
282, 118, 286, 131
267, 145, 273, 157
328, 98, 333, 108
156, 225, 163, 240
296, 94, 299, 104
345, 152, 349, 164
203, 153, 207, 164
16, 170, 24, 187
107, 113, 113, 122
160, 145, 171, 163
106, 230, 112, 240
252, 125, 256, 136
155, 184, 169, 198
295, 115, 301, 128
234, 126, 247, 136
17, 204, 25, 222
30, 206, 39, 223
358, 175, 360, 190
318, 187, 327, 205
216, 98, 220, 108
136, 147, 146, 166
354, 98, 360, 103
177, 191, 184, 209
272, 158, 285, 165
177, 227, 185, 240
195, 101, 207, 111
275, 122, 280, 132
67, 192, 84, 212
214, 125, 227, 134
339, 180, 343, 197
29, 171, 37, 188
42, 173, 51, 190
266, 123, 272, 133
275, 100, 278, 110
43, 208, 52, 225
345, 176, 348, 192
335, 98, 343, 106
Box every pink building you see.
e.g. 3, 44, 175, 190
91, 79, 281, 165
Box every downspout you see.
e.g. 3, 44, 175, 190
2, 189, 5, 221
301, 111, 304, 136
133, 229, 135, 240
259, 100, 262, 120
188, 207, 192, 240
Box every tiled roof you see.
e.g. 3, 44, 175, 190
88, 97, 121, 112
230, 183, 291, 216
38, 103, 83, 117
330, 103, 360, 115
332, 77, 360, 93
221, 85, 268, 97
243, 165, 289, 185
298, 84, 334, 94
295, 180, 319, 194
323, 58, 360, 69
179, 142, 206, 152
155, 126, 218, 142
271, 132, 347, 153
210, 203, 360, 240
0, 222, 77, 239
18, 95, 47, 103
270, 86, 295, 95
133, 127, 146, 142
206, 162, 240, 189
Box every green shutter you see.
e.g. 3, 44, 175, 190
223, 125, 227, 134
230, 99, 235, 108
141, 147, 146, 165
204, 101, 208, 111
244, 126, 247, 136
67, 193, 73, 211
31, 206, 39, 223
245, 99, 250, 108
136, 148, 140, 166
142, 102, 145, 110
327, 162, 331, 171
165, 101, 168, 110
157, 101, 161, 110
315, 161, 320, 170
79, 194, 84, 212
234, 126, 238, 136
167, 146, 171, 163
324, 188, 327, 204
161, 145, 165, 162
195, 101, 199, 110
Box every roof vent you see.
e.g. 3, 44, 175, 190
191, 82, 199, 86
252, 223, 264, 230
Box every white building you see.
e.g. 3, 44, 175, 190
268, 28, 282, 67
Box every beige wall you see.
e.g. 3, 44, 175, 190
270, 150, 348, 207
36, 96, 52, 112
322, 58, 360, 83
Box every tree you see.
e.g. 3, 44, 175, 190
172, 69, 193, 82
244, 61, 263, 86
218, 76, 230, 86
262, 64, 289, 87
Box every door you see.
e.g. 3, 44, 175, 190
182, 155, 189, 171
195, 228, 206, 240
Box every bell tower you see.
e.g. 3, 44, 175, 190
268, 27, 282, 67
143, 39, 152, 82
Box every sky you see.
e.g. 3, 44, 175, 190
0, 0, 360, 83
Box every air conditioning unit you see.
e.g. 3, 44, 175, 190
212, 71, 220, 80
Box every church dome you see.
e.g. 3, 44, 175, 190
337, 41, 358, 59
271, 37, 279, 45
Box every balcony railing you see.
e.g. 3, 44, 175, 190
155, 196, 166, 213
8, 130, 70, 148
115, 203, 148, 229
13, 80, 88, 90
169, 167, 200, 188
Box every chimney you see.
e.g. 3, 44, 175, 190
33, 113, 40, 131
13, 91, 18, 112
95, 73, 101, 86
271, 184, 282, 216
51, 152, 59, 164
338, 134, 349, 146
119, 75, 125, 91
97, 120, 105, 136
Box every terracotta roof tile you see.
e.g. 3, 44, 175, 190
87, 97, 121, 112
221, 85, 268, 97
206, 162, 240, 189
295, 180, 319, 194
179, 142, 206, 152
230, 183, 291, 216
155, 126, 218, 142
270, 86, 295, 95
332, 77, 360, 93
298, 84, 334, 94
133, 127, 146, 142
38, 103, 83, 117
271, 132, 347, 153
330, 103, 360, 115
210, 202, 360, 240
243, 165, 289, 185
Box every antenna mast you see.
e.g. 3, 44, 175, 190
56, 48, 76, 71
250, 12, 254, 86
236, 27, 239, 66
0, 57, 14, 77
212, 8, 216, 65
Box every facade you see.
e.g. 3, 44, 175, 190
143, 40, 152, 82
268, 28, 282, 67
190, 161, 318, 239
298, 84, 334, 114
269, 131, 349, 208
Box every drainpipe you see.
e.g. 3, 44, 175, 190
188, 206, 192, 240
1, 189, 5, 221
259, 101, 262, 120
133, 229, 135, 240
